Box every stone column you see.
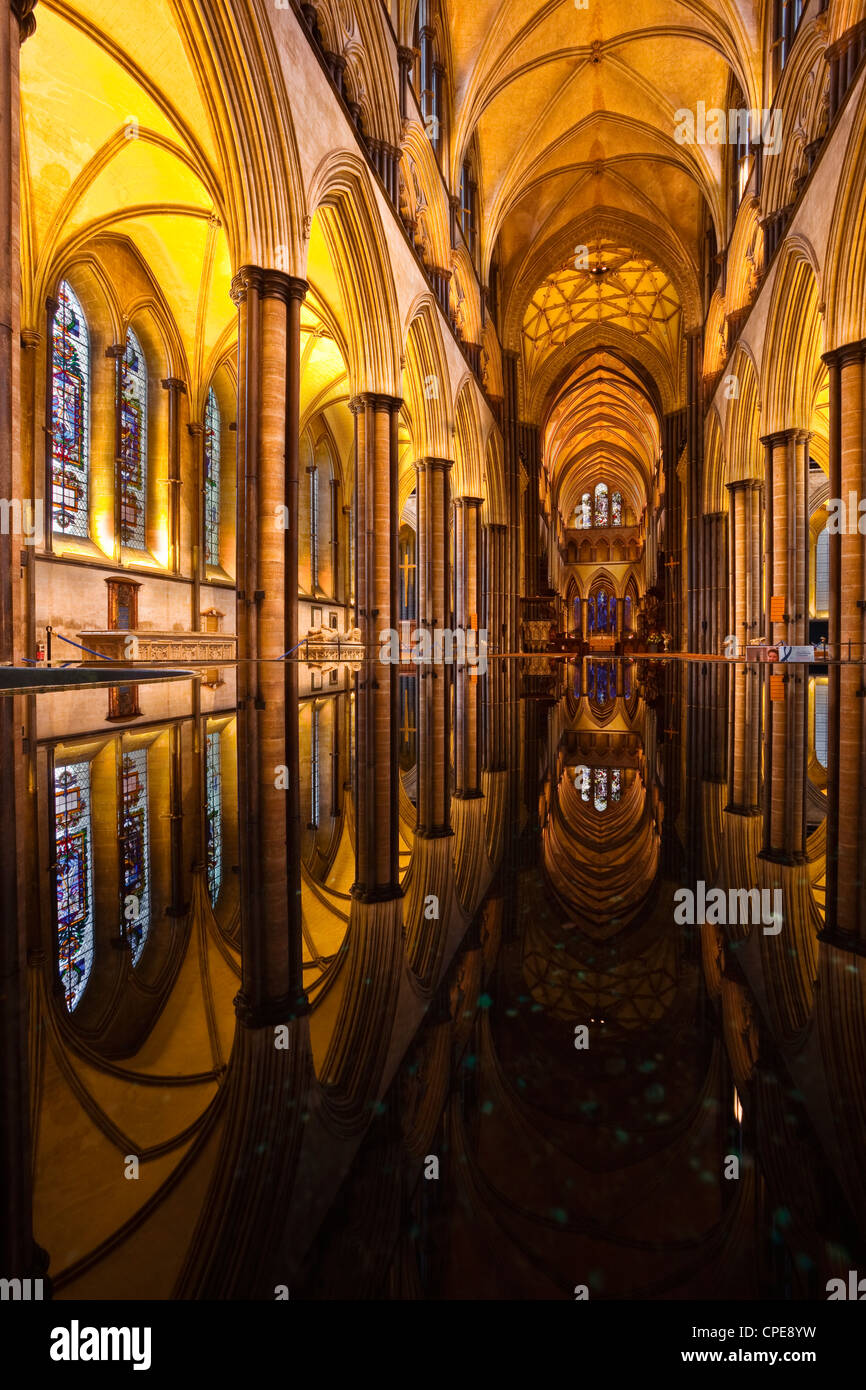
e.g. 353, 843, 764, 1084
231, 265, 309, 1024
685, 329, 703, 650
351, 392, 402, 899
821, 339, 866, 951
162, 376, 186, 574
415, 457, 452, 838
727, 479, 763, 654
454, 495, 481, 631
187, 419, 205, 630
761, 427, 810, 647
503, 351, 521, 652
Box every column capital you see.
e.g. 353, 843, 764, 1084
161, 376, 187, 393
187, 421, 205, 437
759, 427, 808, 448
12, 0, 37, 40
415, 456, 453, 473
230, 265, 308, 307
20, 328, 42, 350
455, 494, 483, 508
725, 476, 763, 493
822, 338, 866, 370
350, 391, 402, 415
104, 343, 126, 360
397, 44, 415, 71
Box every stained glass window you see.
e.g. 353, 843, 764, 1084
204, 388, 221, 567
611, 490, 623, 525
205, 730, 222, 906
575, 765, 590, 801
610, 595, 617, 634
119, 748, 150, 963
611, 769, 622, 802
624, 594, 632, 629
593, 768, 608, 813
55, 761, 95, 1012
597, 590, 608, 632
576, 492, 591, 529
51, 282, 90, 537
120, 329, 147, 549
310, 466, 319, 590
594, 483, 609, 527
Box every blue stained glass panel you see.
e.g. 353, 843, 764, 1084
51, 282, 90, 537
120, 330, 147, 549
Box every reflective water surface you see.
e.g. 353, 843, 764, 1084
3, 656, 864, 1300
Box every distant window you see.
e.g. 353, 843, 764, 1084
204, 388, 221, 567
815, 526, 829, 615
814, 680, 828, 769
594, 482, 609, 527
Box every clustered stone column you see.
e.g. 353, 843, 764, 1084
351, 392, 402, 899
727, 478, 763, 652
231, 264, 308, 1025
415, 456, 452, 838
821, 339, 866, 951
761, 428, 811, 647
454, 494, 481, 631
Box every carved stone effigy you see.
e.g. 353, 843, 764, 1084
76, 630, 238, 664
304, 626, 365, 664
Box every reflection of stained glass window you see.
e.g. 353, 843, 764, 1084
597, 663, 608, 703
593, 768, 608, 812
597, 591, 608, 632
612, 491, 623, 526
206, 730, 222, 907
612, 769, 622, 802
594, 483, 609, 526
120, 330, 147, 549
625, 664, 632, 699
575, 765, 590, 801
51, 282, 90, 537
310, 704, 320, 829
204, 388, 221, 567
576, 492, 592, 529
119, 748, 150, 963
55, 761, 95, 1012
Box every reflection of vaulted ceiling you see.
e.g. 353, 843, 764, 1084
545, 354, 661, 523
543, 762, 660, 936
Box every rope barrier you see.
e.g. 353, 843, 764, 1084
52, 632, 114, 660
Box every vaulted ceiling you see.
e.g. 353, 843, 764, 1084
447, 0, 762, 507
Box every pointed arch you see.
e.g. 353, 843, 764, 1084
403, 296, 453, 461
761, 238, 824, 434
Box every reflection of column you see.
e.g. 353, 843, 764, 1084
759, 665, 807, 864
761, 428, 810, 646
454, 495, 481, 631
727, 479, 763, 653
352, 393, 402, 899
454, 664, 481, 799
821, 340, 866, 950
726, 663, 762, 814
232, 265, 309, 1023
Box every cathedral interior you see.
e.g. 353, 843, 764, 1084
3, 0, 866, 1307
